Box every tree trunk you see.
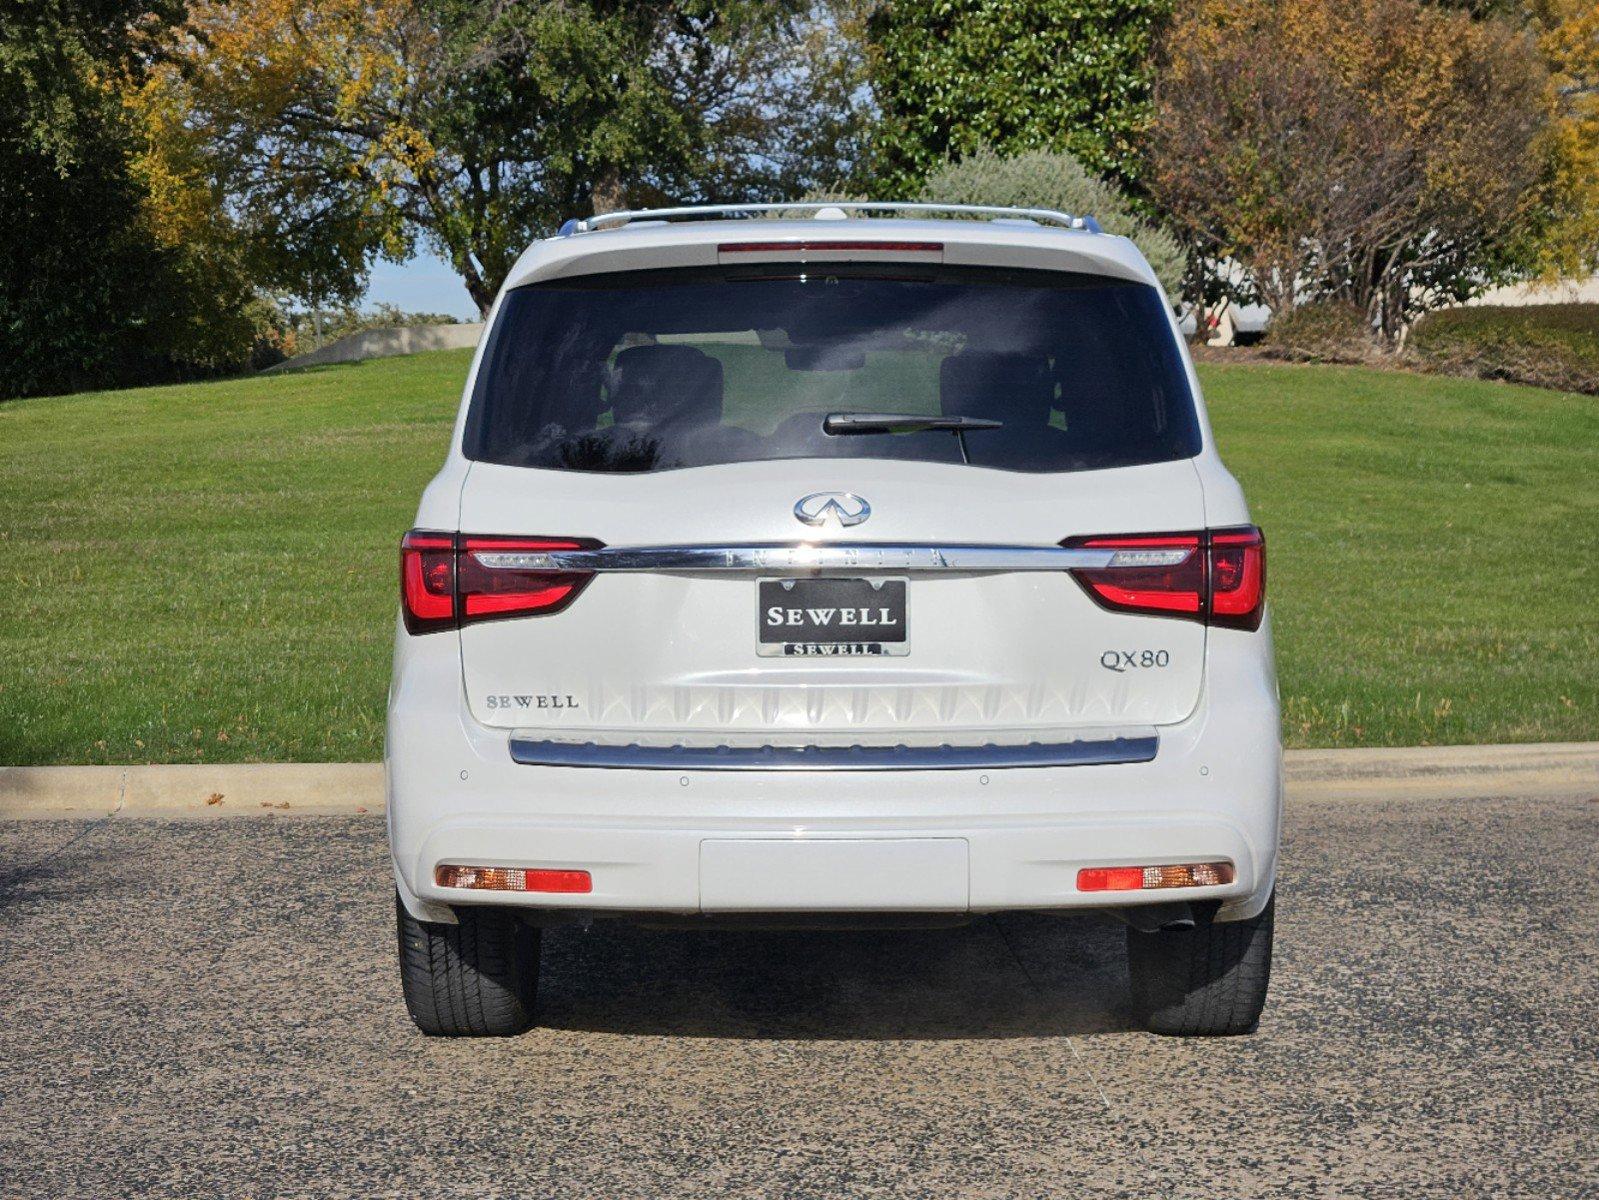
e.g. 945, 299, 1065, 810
465, 275, 495, 320
445, 247, 495, 319
591, 165, 625, 215
1252, 258, 1295, 330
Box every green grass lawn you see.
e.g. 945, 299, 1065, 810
1, 351, 1594, 764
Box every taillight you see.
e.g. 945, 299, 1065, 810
400, 532, 456, 635
400, 531, 602, 634
1066, 532, 1205, 617
1063, 526, 1266, 630
1207, 527, 1267, 630
458, 536, 599, 623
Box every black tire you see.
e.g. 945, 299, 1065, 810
395, 892, 541, 1036
1126, 894, 1274, 1036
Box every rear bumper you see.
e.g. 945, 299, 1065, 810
387, 624, 1281, 924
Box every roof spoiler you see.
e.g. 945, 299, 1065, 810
556, 202, 1102, 238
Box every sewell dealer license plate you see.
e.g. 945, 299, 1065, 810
758, 577, 908, 657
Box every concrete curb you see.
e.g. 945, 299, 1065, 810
2, 743, 1595, 819
1284, 741, 1599, 802
0, 763, 383, 818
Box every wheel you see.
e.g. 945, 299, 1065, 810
395, 891, 541, 1036
1126, 893, 1274, 1036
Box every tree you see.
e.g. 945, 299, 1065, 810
863, 0, 1174, 197
919, 149, 1185, 296
1146, 0, 1553, 341
156, 0, 870, 316
0, 0, 262, 399
1531, 0, 1599, 277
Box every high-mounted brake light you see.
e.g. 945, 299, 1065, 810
1076, 862, 1234, 892
719, 240, 940, 256
401, 531, 603, 634
1062, 526, 1266, 630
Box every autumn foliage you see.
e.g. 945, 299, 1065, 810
1532, 0, 1599, 279
1147, 0, 1554, 340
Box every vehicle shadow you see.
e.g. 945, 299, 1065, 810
0, 818, 118, 913
537, 912, 1137, 1040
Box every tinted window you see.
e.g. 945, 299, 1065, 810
465, 264, 1199, 473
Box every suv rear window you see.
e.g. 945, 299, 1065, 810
464, 264, 1200, 474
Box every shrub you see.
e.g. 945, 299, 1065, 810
1262, 302, 1379, 364
919, 149, 1186, 296
1408, 304, 1599, 395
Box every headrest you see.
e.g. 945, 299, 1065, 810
939, 351, 1054, 427
610, 344, 724, 428
1053, 333, 1148, 454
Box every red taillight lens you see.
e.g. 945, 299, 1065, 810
400, 532, 456, 634
1208, 527, 1267, 631
1063, 526, 1265, 629
400, 531, 602, 634
458, 536, 598, 623
1066, 533, 1205, 616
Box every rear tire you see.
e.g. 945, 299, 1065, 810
396, 891, 541, 1036
1127, 894, 1274, 1036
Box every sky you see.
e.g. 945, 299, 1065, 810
362, 251, 481, 321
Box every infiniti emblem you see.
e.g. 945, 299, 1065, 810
794, 491, 871, 528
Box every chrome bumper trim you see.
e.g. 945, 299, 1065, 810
471, 542, 1121, 575
507, 734, 1158, 772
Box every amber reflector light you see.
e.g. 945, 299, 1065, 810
1076, 862, 1234, 892
435, 865, 593, 894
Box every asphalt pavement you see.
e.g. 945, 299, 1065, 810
1, 788, 1595, 1198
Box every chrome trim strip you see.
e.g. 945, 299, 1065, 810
508, 735, 1158, 772
470, 542, 1125, 574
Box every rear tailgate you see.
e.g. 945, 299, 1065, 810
455, 457, 1207, 744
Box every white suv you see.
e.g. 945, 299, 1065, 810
388, 203, 1279, 1038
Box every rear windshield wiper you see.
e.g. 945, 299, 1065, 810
823, 411, 1002, 464
823, 412, 1003, 435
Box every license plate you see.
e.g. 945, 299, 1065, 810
757, 577, 908, 657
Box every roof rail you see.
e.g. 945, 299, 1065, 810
560, 202, 1102, 236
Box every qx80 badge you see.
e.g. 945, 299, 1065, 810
794, 492, 871, 528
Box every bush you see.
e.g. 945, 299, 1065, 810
1408, 304, 1599, 395
1262, 302, 1379, 364
918, 149, 1186, 296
